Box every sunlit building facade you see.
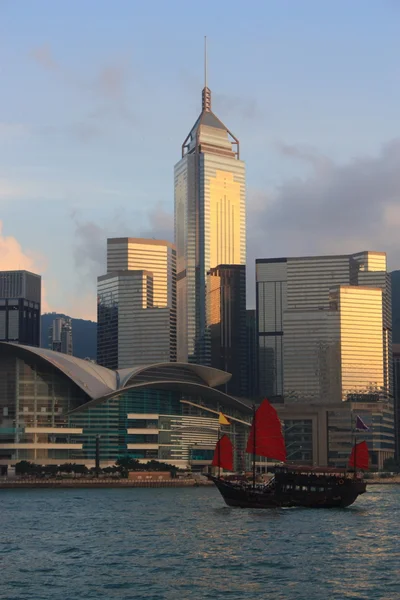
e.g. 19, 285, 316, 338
256, 252, 392, 403
174, 83, 246, 364
256, 251, 394, 466
107, 238, 176, 313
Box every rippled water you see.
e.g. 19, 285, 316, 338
1, 485, 399, 599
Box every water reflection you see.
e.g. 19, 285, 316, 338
0, 485, 399, 600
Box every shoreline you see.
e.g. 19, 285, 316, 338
0, 478, 213, 489
0, 478, 399, 489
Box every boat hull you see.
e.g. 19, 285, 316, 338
208, 475, 366, 509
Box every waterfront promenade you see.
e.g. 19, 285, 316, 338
0, 476, 399, 488
0, 477, 214, 489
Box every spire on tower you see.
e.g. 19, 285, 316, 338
202, 36, 211, 112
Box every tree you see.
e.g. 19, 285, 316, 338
15, 461, 37, 476
58, 463, 74, 474
115, 457, 140, 477
145, 460, 179, 478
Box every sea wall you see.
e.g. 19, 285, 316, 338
0, 477, 214, 489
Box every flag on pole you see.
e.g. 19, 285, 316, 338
355, 415, 369, 431
218, 412, 231, 426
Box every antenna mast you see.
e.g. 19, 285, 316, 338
204, 35, 207, 89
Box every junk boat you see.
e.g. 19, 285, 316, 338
208, 399, 368, 509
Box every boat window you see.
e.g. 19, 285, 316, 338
310, 486, 317, 492
302, 486, 308, 491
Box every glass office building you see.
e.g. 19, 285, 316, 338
0, 270, 41, 347
174, 82, 246, 364
256, 252, 392, 403
98, 238, 177, 368
0, 342, 252, 472
97, 270, 175, 369
256, 251, 395, 466
207, 264, 247, 396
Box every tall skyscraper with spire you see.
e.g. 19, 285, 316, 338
174, 40, 246, 363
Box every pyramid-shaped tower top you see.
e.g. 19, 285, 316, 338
182, 38, 239, 159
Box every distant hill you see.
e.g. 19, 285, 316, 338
41, 313, 97, 360
391, 271, 400, 344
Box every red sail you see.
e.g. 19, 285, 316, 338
348, 441, 369, 470
245, 399, 286, 462
211, 434, 233, 471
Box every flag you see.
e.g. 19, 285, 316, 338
218, 412, 231, 426
355, 415, 369, 431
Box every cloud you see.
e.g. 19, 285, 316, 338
0, 220, 50, 311
30, 45, 58, 70
246, 138, 400, 304
214, 93, 263, 121
30, 44, 136, 135
0, 122, 31, 139
0, 221, 99, 320
72, 203, 174, 282
0, 179, 29, 200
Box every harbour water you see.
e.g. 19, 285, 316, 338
1, 485, 399, 600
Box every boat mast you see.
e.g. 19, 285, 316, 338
353, 412, 357, 480
218, 426, 221, 479
252, 403, 256, 490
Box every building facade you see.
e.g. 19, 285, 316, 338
256, 251, 394, 467
107, 238, 176, 315
0, 270, 41, 347
48, 316, 73, 355
174, 83, 246, 364
0, 342, 252, 472
3, 342, 385, 470
245, 309, 258, 399
256, 252, 392, 403
98, 238, 177, 369
207, 264, 247, 396
97, 270, 176, 369
393, 344, 400, 463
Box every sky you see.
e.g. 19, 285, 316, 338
1, 0, 400, 320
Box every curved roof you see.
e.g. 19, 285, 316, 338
0, 343, 231, 401
117, 363, 230, 389
69, 379, 252, 416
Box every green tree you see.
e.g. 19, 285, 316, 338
115, 457, 140, 477
15, 461, 38, 476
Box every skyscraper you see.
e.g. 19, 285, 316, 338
256, 251, 395, 468
393, 344, 400, 462
0, 270, 41, 347
245, 309, 258, 399
174, 47, 246, 364
97, 238, 177, 369
256, 251, 392, 403
107, 238, 176, 313
48, 316, 73, 355
207, 264, 247, 396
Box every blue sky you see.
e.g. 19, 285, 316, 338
1, 0, 399, 319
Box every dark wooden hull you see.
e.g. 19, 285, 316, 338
208, 475, 366, 509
